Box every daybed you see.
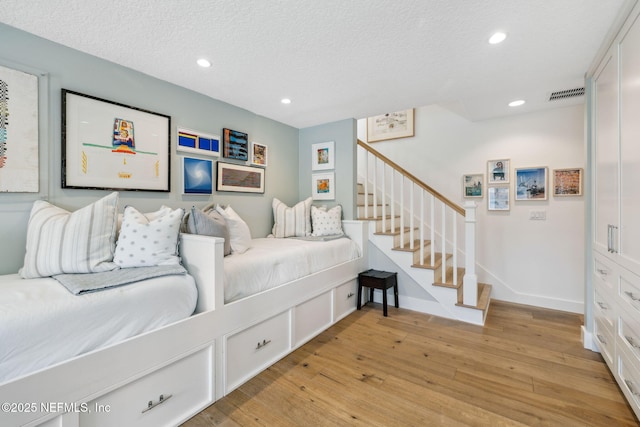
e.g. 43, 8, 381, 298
0, 195, 367, 427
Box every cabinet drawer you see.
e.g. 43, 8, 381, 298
334, 279, 358, 322
226, 311, 290, 392
294, 291, 332, 348
593, 288, 616, 330
619, 310, 640, 361
595, 316, 615, 366
618, 344, 640, 417
594, 253, 616, 290
81, 343, 214, 427
619, 268, 640, 317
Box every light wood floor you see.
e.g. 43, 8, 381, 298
183, 301, 638, 426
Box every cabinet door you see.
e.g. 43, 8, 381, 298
593, 51, 619, 255
620, 14, 640, 273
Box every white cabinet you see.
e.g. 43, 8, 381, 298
590, 4, 640, 420
333, 279, 358, 322
293, 291, 332, 348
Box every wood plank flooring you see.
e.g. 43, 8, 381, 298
182, 301, 638, 426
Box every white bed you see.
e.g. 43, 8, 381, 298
0, 273, 197, 385
0, 220, 368, 427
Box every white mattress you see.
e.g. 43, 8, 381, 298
224, 236, 361, 303
0, 272, 197, 384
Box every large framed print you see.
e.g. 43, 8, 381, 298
62, 90, 171, 191
515, 166, 547, 200
216, 161, 264, 193
0, 64, 39, 192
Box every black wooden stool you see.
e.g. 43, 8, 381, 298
357, 269, 398, 317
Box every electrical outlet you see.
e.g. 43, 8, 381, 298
529, 210, 547, 220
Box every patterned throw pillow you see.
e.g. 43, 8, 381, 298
216, 205, 252, 254
272, 197, 312, 238
114, 205, 184, 268
185, 206, 231, 256
311, 205, 343, 237
19, 192, 119, 278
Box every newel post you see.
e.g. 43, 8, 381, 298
463, 201, 478, 306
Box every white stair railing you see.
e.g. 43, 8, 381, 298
358, 140, 477, 306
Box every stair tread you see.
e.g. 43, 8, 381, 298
374, 227, 416, 236
392, 239, 431, 253
433, 266, 465, 288
455, 283, 492, 311
410, 252, 449, 270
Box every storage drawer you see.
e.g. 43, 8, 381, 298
226, 310, 290, 392
334, 279, 358, 322
595, 316, 615, 366
594, 253, 616, 292
619, 268, 640, 317
593, 288, 616, 331
618, 344, 640, 418
294, 291, 332, 348
619, 310, 640, 361
81, 343, 215, 427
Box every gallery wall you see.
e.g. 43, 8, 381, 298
0, 23, 300, 274
358, 104, 586, 313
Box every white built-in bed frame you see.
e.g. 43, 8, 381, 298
0, 220, 367, 427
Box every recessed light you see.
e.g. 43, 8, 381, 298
489, 32, 507, 44
509, 100, 525, 107
196, 58, 211, 68
281, 98, 291, 104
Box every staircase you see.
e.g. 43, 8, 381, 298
357, 140, 491, 325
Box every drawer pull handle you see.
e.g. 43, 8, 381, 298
347, 292, 355, 299
625, 380, 640, 398
625, 291, 640, 302
597, 302, 608, 310
142, 394, 172, 414
596, 268, 608, 276
626, 335, 640, 350
597, 334, 607, 345
256, 339, 272, 350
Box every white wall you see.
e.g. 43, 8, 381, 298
358, 104, 585, 313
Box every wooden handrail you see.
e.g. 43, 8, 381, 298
357, 139, 465, 216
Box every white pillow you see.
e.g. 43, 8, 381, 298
19, 192, 119, 278
216, 205, 252, 254
114, 205, 184, 268
272, 197, 312, 238
311, 205, 343, 237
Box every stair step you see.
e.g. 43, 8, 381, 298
374, 227, 415, 237
357, 214, 399, 221
392, 239, 431, 253
455, 283, 492, 311
411, 252, 450, 270
433, 266, 465, 288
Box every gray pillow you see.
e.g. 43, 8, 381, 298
187, 207, 231, 256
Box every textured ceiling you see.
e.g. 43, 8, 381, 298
0, 0, 629, 128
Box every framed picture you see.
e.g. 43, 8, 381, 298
367, 109, 415, 142
487, 159, 510, 184
488, 186, 510, 211
0, 64, 39, 192
251, 142, 268, 167
182, 156, 212, 195
312, 172, 335, 200
311, 141, 334, 170
216, 161, 264, 193
177, 127, 220, 157
515, 167, 548, 201
62, 89, 171, 192
553, 168, 583, 196
222, 128, 248, 161
463, 174, 483, 198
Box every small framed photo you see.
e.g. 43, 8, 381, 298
222, 128, 248, 161
553, 168, 583, 196
182, 157, 212, 195
488, 186, 510, 211
216, 161, 265, 193
312, 141, 335, 170
177, 128, 220, 157
515, 167, 548, 201
251, 142, 268, 167
463, 174, 483, 198
366, 109, 415, 142
312, 172, 335, 200
487, 159, 510, 184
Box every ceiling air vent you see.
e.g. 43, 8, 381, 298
548, 87, 585, 101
